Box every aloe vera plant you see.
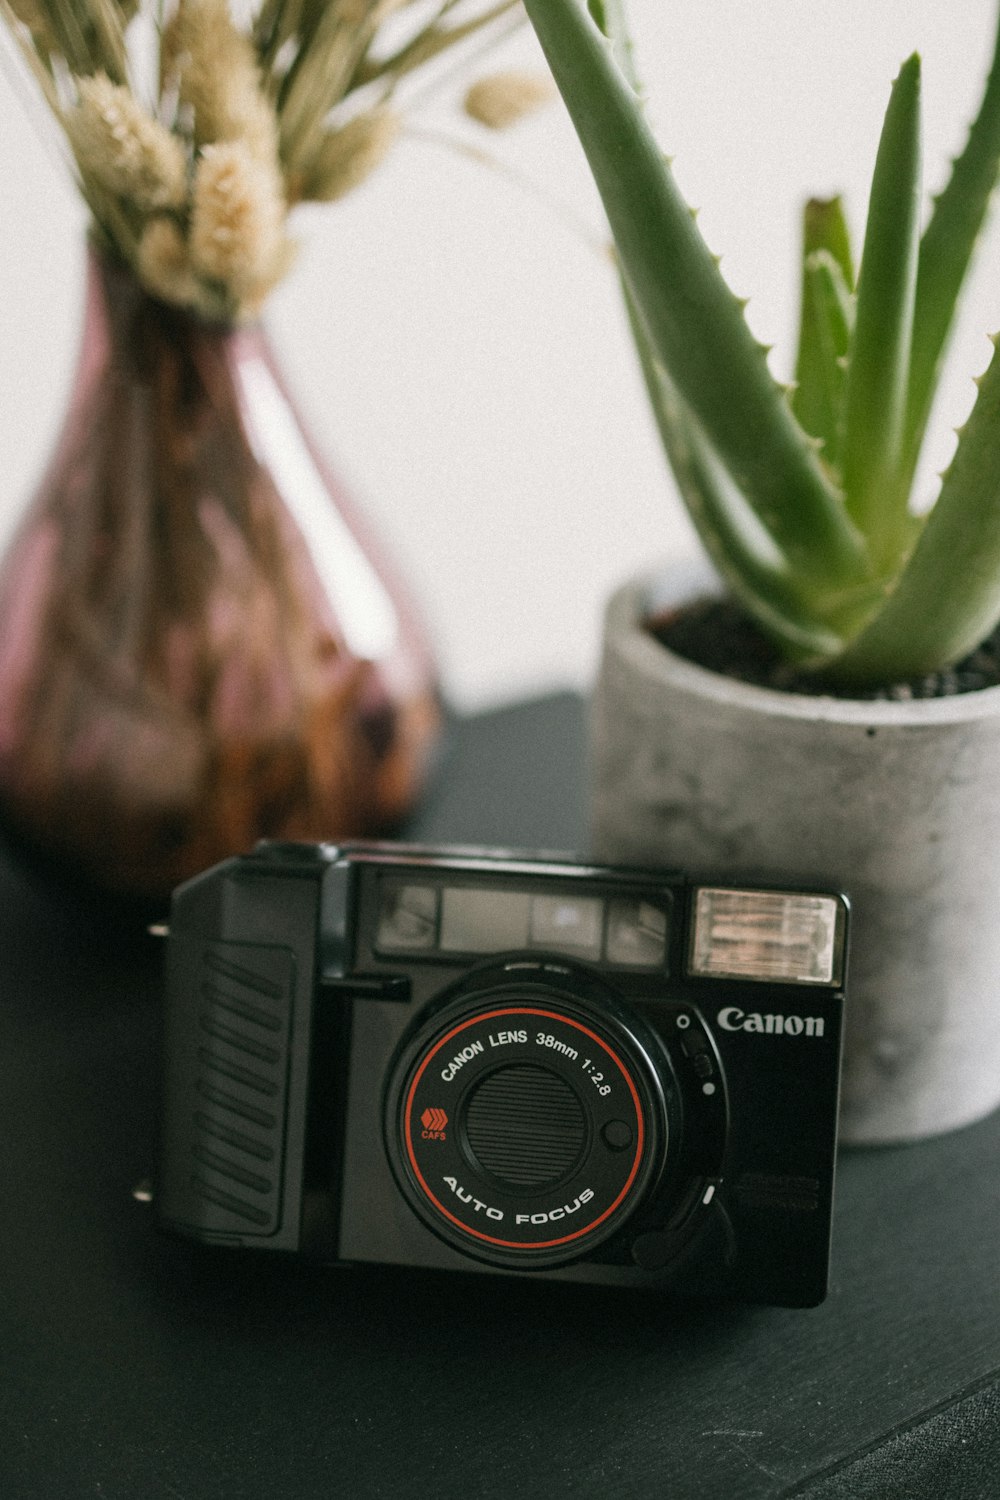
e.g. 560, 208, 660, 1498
521, 0, 1000, 686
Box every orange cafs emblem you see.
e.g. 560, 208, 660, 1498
420, 1107, 448, 1140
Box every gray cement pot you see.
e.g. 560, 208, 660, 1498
591, 565, 1000, 1144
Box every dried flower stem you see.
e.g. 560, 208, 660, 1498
81, 0, 128, 85
405, 119, 610, 261
278, 1, 386, 174
366, 0, 522, 95
1, 0, 62, 110
301, 108, 400, 203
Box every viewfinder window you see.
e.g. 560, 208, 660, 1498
606, 899, 668, 967
377, 883, 439, 950
440, 889, 531, 952
530, 895, 603, 959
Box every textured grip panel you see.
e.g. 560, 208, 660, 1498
161, 938, 296, 1238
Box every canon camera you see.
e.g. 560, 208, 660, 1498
157, 841, 848, 1306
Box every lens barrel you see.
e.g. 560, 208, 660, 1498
384, 965, 669, 1270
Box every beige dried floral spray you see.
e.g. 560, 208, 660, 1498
163, 0, 280, 166
136, 216, 198, 308
304, 112, 401, 204
1, 0, 544, 320
190, 142, 293, 318
464, 71, 556, 130
67, 72, 188, 210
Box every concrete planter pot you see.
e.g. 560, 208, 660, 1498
591, 565, 1000, 1145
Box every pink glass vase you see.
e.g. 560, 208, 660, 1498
0, 246, 442, 901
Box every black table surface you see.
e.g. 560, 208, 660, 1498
3, 692, 999, 1500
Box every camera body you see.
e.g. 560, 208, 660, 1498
158, 841, 848, 1307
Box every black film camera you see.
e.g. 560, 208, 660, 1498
157, 842, 848, 1307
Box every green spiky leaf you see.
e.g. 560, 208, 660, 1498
520, 0, 869, 611
831, 336, 1000, 681
792, 196, 855, 471
624, 279, 846, 659
902, 10, 1000, 491
793, 249, 854, 473
586, 0, 638, 86
840, 53, 922, 562
803, 195, 856, 291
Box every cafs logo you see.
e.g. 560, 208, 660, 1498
717, 1006, 824, 1038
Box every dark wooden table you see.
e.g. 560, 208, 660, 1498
2, 693, 999, 1499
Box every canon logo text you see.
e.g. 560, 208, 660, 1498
717, 1006, 824, 1038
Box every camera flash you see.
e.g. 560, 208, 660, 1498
690, 888, 843, 986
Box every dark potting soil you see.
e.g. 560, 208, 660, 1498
649, 597, 1000, 701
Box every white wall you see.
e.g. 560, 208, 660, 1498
1, 2, 998, 709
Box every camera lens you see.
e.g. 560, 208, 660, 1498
384, 967, 669, 1270
463, 1063, 587, 1189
